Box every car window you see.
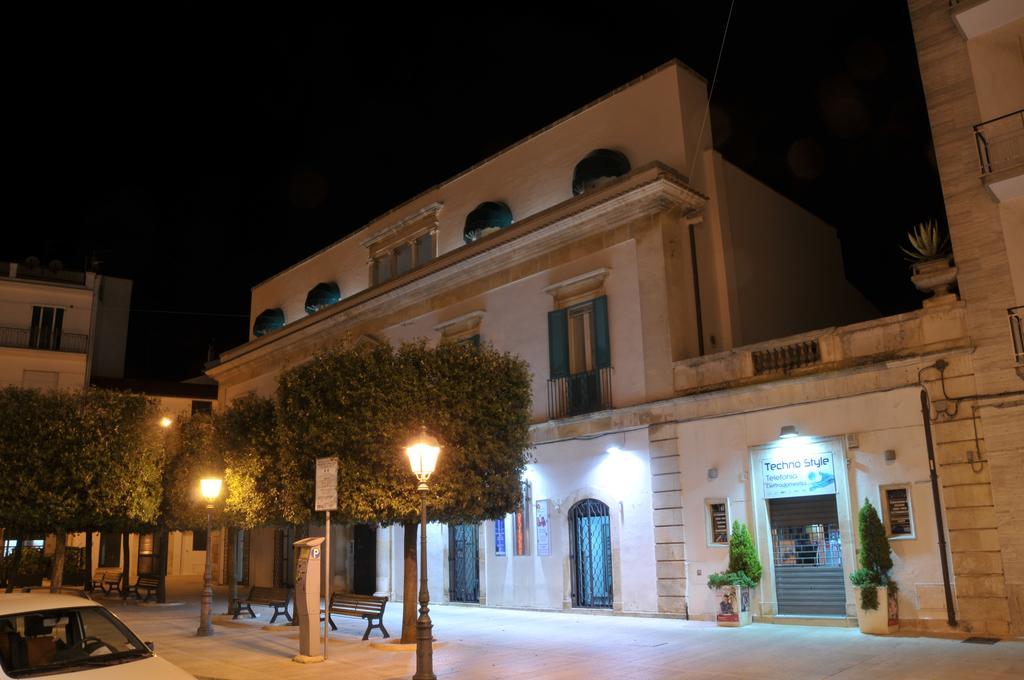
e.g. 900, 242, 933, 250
0, 606, 148, 677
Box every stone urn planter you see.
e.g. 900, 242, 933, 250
713, 584, 752, 627
854, 585, 898, 635
911, 256, 958, 305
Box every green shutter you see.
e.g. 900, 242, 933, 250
548, 309, 569, 378
593, 295, 611, 369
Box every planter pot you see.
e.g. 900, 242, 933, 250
911, 257, 957, 305
855, 586, 898, 635
713, 585, 751, 627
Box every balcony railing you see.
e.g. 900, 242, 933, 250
975, 110, 1024, 176
548, 367, 612, 420
752, 339, 821, 375
0, 327, 89, 354
1010, 306, 1024, 378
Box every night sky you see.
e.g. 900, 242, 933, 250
5, 3, 945, 381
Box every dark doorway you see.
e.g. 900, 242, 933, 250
569, 499, 612, 608
769, 494, 846, 615
353, 524, 376, 596
448, 524, 479, 603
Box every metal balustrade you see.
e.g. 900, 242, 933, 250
975, 110, 1024, 176
547, 367, 612, 420
0, 327, 89, 353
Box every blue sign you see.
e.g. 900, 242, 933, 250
495, 519, 506, 556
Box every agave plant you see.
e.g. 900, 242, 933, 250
900, 220, 950, 263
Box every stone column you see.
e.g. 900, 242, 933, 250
649, 423, 687, 615
374, 525, 392, 598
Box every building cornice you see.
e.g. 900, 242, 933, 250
208, 163, 706, 384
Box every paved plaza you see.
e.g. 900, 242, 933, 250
94, 577, 1024, 680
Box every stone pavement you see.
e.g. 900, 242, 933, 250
100, 577, 1023, 680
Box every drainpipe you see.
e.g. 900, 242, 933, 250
919, 388, 957, 627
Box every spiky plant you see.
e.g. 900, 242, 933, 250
900, 219, 950, 263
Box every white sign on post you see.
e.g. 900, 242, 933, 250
315, 457, 338, 511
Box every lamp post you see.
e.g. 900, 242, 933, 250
197, 477, 222, 637
405, 428, 441, 680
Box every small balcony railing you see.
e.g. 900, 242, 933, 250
548, 367, 612, 420
0, 327, 89, 354
975, 110, 1024, 176
1010, 306, 1024, 377
752, 339, 821, 375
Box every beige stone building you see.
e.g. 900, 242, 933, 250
203, 58, 1019, 632
906, 0, 1024, 636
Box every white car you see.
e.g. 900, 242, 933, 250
0, 592, 193, 679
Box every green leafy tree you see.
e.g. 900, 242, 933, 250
850, 498, 896, 610
707, 520, 762, 589
0, 387, 164, 591
276, 340, 532, 641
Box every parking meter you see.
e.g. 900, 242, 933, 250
292, 536, 325, 658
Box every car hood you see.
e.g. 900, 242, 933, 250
5, 655, 195, 680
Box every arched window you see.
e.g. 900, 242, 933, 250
571, 149, 631, 196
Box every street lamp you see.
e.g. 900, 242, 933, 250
197, 476, 222, 637
405, 428, 440, 680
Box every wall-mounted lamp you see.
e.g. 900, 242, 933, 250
606, 445, 622, 455
707, 467, 719, 480
779, 425, 800, 439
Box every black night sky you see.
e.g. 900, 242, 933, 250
5, 3, 945, 381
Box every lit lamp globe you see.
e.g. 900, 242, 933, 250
200, 477, 222, 505
406, 429, 441, 490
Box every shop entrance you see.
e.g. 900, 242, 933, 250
448, 524, 479, 603
569, 499, 612, 608
768, 495, 845, 615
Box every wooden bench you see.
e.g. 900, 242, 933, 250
123, 575, 160, 602
325, 592, 389, 640
91, 571, 122, 596
233, 586, 292, 624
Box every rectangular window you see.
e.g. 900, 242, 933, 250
705, 498, 730, 546
192, 529, 208, 552
415, 231, 435, 266
494, 518, 506, 557
191, 400, 213, 415
513, 480, 532, 556
372, 254, 392, 285
568, 304, 595, 374
394, 243, 413, 277
881, 484, 915, 539
29, 306, 64, 350
98, 533, 121, 568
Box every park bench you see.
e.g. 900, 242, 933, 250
325, 592, 389, 640
233, 586, 292, 624
91, 570, 122, 595
123, 575, 160, 602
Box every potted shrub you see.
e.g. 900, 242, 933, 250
901, 220, 957, 304
707, 521, 762, 627
850, 499, 898, 634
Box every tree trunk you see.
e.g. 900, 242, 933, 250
401, 521, 418, 644
157, 529, 169, 603
50, 532, 67, 592
84, 532, 94, 592
225, 526, 238, 615
120, 532, 131, 596
5, 536, 23, 592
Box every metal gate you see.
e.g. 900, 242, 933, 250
769, 495, 846, 615
569, 499, 612, 608
448, 524, 479, 603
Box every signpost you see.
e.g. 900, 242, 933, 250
315, 457, 338, 660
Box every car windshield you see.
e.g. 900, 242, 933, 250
0, 605, 149, 677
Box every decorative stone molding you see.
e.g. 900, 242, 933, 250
543, 268, 611, 308
433, 310, 485, 342
361, 202, 443, 256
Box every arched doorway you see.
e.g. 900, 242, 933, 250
569, 499, 612, 608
